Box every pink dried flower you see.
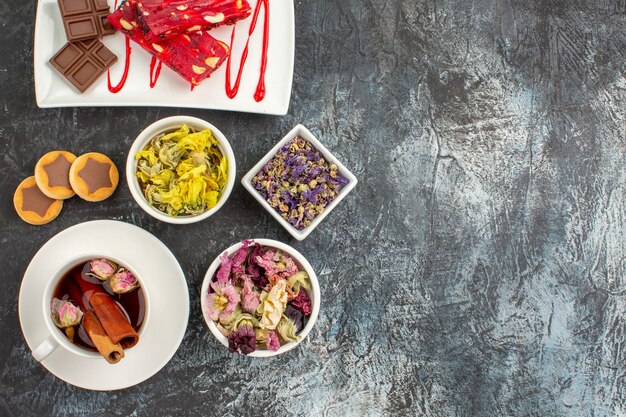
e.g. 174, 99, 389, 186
88, 259, 117, 280
50, 298, 83, 328
240, 276, 260, 313
231, 240, 251, 275
266, 331, 280, 351
216, 252, 232, 284
109, 269, 139, 294
255, 249, 298, 281
283, 255, 299, 278
255, 249, 279, 278
206, 281, 241, 322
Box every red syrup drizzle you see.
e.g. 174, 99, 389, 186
253, 0, 270, 102
225, 0, 270, 102
107, 36, 132, 93
105, 0, 269, 96
149, 56, 163, 88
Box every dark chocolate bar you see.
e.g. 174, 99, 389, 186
49, 39, 118, 93
57, 0, 115, 41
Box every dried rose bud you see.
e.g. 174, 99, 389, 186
50, 298, 83, 328
109, 269, 139, 294
89, 259, 117, 280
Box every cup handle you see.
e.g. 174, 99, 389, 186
32, 336, 59, 362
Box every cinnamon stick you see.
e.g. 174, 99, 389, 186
67, 279, 125, 363
72, 270, 139, 348
82, 310, 125, 364
66, 278, 89, 311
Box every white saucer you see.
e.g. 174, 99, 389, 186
19, 220, 189, 391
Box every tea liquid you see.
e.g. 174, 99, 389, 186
53, 262, 145, 351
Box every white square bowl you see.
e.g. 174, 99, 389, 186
241, 124, 358, 240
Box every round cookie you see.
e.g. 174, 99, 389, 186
69, 152, 119, 202
34, 151, 77, 199
14, 177, 63, 225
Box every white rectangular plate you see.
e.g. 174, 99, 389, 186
34, 0, 294, 115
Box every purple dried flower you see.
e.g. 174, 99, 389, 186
247, 244, 268, 288
285, 305, 305, 333
302, 185, 323, 203
290, 163, 307, 179
282, 192, 297, 210
251, 136, 350, 230
228, 324, 256, 355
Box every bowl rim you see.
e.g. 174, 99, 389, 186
241, 124, 358, 240
200, 238, 320, 357
126, 115, 237, 224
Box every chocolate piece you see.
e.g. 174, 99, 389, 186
44, 154, 72, 188
21, 186, 55, 217
50, 43, 82, 72
49, 40, 117, 93
57, 0, 114, 41
97, 13, 116, 37
63, 16, 98, 41
58, 0, 93, 16
93, 0, 109, 10
78, 158, 113, 193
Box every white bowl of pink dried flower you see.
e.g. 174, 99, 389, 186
200, 239, 320, 357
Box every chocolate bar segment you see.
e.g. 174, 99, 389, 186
77, 37, 99, 50
98, 13, 116, 36
93, 0, 109, 11
57, 0, 114, 41
50, 40, 118, 93
63, 16, 98, 41
50, 43, 83, 72
69, 56, 101, 88
58, 0, 92, 16
91, 43, 117, 67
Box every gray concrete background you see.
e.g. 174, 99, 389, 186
1, 0, 625, 416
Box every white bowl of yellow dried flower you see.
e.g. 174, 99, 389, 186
127, 116, 236, 224
200, 239, 320, 357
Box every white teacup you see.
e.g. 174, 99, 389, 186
32, 254, 150, 362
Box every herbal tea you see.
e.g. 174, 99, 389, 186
51, 258, 144, 363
